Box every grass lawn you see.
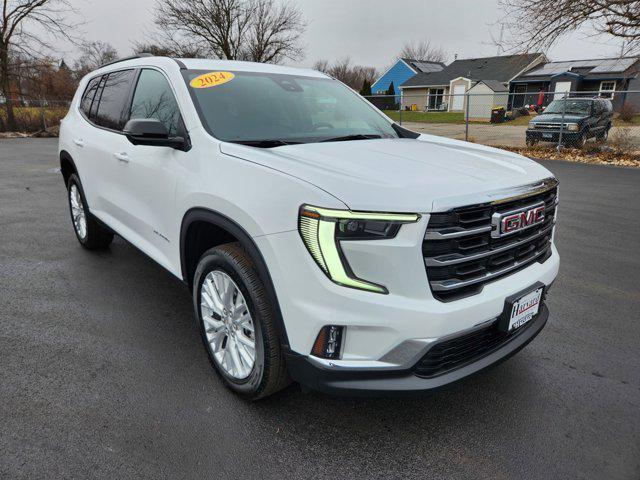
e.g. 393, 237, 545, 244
385, 110, 525, 125
384, 111, 467, 124
384, 109, 640, 128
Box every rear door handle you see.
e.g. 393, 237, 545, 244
114, 152, 130, 163
73, 138, 85, 147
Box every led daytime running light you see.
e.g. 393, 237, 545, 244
298, 205, 420, 294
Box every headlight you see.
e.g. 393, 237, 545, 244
529, 121, 536, 128
566, 123, 580, 131
298, 205, 420, 294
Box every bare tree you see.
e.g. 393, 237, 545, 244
312, 57, 378, 90
244, 0, 304, 63
152, 0, 306, 63
73, 41, 118, 79
498, 0, 640, 55
132, 41, 206, 58
0, 0, 79, 130
399, 39, 448, 62
312, 58, 330, 74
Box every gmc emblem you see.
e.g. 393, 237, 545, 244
491, 202, 545, 238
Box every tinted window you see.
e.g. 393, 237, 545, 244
129, 69, 182, 136
80, 76, 101, 119
94, 70, 135, 130
183, 70, 398, 143
544, 99, 592, 115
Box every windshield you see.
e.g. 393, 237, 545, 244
543, 99, 592, 115
183, 70, 399, 145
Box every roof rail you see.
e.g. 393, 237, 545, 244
99, 53, 154, 69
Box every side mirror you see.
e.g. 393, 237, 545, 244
123, 118, 189, 151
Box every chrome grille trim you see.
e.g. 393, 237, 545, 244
425, 222, 554, 267
424, 225, 492, 240
429, 244, 551, 292
423, 179, 558, 302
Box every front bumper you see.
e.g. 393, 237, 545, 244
286, 304, 549, 396
526, 128, 582, 143
255, 224, 559, 362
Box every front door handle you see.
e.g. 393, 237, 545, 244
73, 138, 85, 147
114, 152, 130, 163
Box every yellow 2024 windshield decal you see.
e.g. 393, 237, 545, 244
190, 71, 235, 89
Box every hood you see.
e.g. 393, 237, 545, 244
220, 136, 554, 212
533, 113, 587, 123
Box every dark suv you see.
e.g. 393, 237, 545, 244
526, 97, 613, 148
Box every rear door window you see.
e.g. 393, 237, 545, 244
128, 69, 183, 136
80, 76, 101, 119
93, 70, 135, 131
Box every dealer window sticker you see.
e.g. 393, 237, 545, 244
190, 71, 235, 89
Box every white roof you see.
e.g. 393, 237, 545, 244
94, 56, 328, 79
179, 58, 327, 78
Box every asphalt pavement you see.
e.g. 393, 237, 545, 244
1, 138, 638, 480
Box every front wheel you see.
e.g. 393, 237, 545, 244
67, 174, 113, 249
526, 138, 538, 147
597, 126, 610, 143
571, 131, 587, 149
193, 243, 289, 399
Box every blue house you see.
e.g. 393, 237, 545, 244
371, 58, 445, 100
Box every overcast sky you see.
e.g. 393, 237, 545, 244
54, 0, 624, 69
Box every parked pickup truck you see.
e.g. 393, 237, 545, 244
59, 55, 560, 398
526, 97, 613, 148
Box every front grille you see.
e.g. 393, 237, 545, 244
533, 122, 563, 130
413, 316, 538, 378
424, 179, 558, 302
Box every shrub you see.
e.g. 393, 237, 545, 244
610, 128, 634, 151
0, 106, 68, 133
618, 103, 638, 123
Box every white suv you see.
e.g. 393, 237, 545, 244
59, 55, 560, 398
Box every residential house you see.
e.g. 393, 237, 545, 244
509, 56, 640, 111
399, 53, 546, 112
371, 58, 445, 99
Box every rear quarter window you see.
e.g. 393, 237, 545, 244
80, 76, 101, 119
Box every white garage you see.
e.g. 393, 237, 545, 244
467, 80, 509, 120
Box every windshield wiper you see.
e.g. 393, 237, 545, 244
319, 134, 382, 143
231, 139, 301, 148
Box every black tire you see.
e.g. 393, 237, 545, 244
526, 138, 538, 147
572, 131, 587, 149
193, 242, 289, 400
66, 174, 114, 249
597, 126, 610, 142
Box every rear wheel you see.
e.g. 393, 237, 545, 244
193, 243, 289, 399
67, 174, 113, 249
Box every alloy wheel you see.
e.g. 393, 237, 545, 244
69, 184, 87, 240
200, 270, 256, 379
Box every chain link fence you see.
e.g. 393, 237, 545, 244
2, 91, 639, 154
0, 98, 70, 133
365, 90, 640, 153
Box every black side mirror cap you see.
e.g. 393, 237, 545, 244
123, 118, 190, 151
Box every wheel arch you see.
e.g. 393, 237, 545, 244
180, 208, 290, 349
59, 150, 77, 186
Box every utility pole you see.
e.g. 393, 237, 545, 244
497, 24, 504, 55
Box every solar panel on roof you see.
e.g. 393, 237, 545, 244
412, 61, 443, 73
590, 58, 636, 73
525, 58, 637, 76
